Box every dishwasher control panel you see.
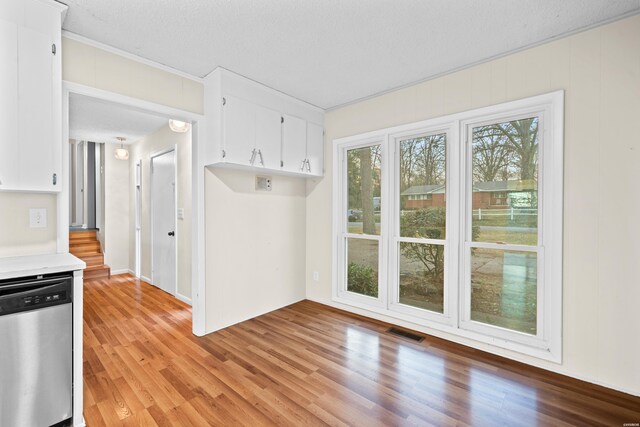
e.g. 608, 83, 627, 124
0, 273, 73, 316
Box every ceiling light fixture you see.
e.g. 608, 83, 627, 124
114, 137, 129, 160
169, 119, 190, 133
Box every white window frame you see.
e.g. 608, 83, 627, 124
335, 136, 389, 309
332, 90, 563, 363
388, 124, 458, 325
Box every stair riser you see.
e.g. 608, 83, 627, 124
84, 270, 110, 280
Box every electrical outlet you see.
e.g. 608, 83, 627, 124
255, 175, 272, 191
29, 208, 47, 228
177, 208, 185, 220
313, 271, 320, 282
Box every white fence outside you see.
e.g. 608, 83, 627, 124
473, 208, 537, 220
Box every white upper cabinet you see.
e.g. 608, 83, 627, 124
281, 114, 307, 173
222, 95, 256, 165
305, 122, 324, 176
281, 116, 324, 176
205, 69, 324, 178
0, 18, 20, 189
0, 0, 65, 192
222, 95, 283, 170
254, 104, 282, 170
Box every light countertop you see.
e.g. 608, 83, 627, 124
0, 253, 86, 280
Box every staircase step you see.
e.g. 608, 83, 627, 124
84, 265, 111, 281
70, 230, 97, 240
70, 242, 101, 252
80, 253, 104, 267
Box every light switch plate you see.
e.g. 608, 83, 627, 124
29, 208, 47, 228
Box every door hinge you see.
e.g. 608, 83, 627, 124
51, 44, 56, 55
222, 97, 226, 106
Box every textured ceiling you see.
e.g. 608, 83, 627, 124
62, 0, 640, 109
69, 94, 167, 144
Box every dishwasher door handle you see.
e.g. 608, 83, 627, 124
0, 283, 63, 300
0, 277, 69, 293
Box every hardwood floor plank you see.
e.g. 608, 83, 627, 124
83, 274, 640, 426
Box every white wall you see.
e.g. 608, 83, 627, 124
306, 15, 640, 396
129, 124, 192, 298
205, 169, 307, 331
103, 143, 130, 272
0, 193, 57, 257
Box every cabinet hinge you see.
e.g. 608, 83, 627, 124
281, 116, 284, 124
52, 44, 56, 55
222, 97, 226, 106
222, 149, 226, 158
52, 173, 57, 185
280, 160, 284, 167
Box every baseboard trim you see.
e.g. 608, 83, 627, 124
307, 297, 640, 398
140, 275, 152, 283
110, 268, 130, 275
176, 292, 192, 306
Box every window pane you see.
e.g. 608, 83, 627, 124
347, 238, 379, 298
471, 118, 538, 246
399, 242, 444, 313
399, 134, 446, 239
347, 145, 381, 235
471, 249, 537, 335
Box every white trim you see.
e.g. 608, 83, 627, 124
110, 268, 131, 275
140, 275, 152, 284
175, 293, 192, 306
332, 90, 564, 363
62, 31, 203, 83
60, 81, 206, 337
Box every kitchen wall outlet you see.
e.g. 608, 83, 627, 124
177, 208, 185, 220
29, 208, 47, 228
312, 271, 320, 282
255, 175, 272, 191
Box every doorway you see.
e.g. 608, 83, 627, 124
151, 149, 177, 296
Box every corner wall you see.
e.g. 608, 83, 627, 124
103, 143, 130, 272
205, 169, 307, 331
306, 15, 640, 395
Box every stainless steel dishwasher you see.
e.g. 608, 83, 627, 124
0, 272, 73, 427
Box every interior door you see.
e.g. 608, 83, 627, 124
151, 150, 176, 295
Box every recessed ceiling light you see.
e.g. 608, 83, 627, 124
169, 119, 190, 133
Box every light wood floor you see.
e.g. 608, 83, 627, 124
83, 274, 640, 426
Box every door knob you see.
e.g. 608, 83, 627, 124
168, 231, 175, 236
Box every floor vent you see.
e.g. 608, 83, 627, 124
387, 327, 425, 342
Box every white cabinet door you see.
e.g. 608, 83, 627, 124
254, 105, 281, 170
222, 95, 256, 165
0, 19, 19, 189
281, 114, 307, 173
306, 122, 324, 176
18, 26, 55, 191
